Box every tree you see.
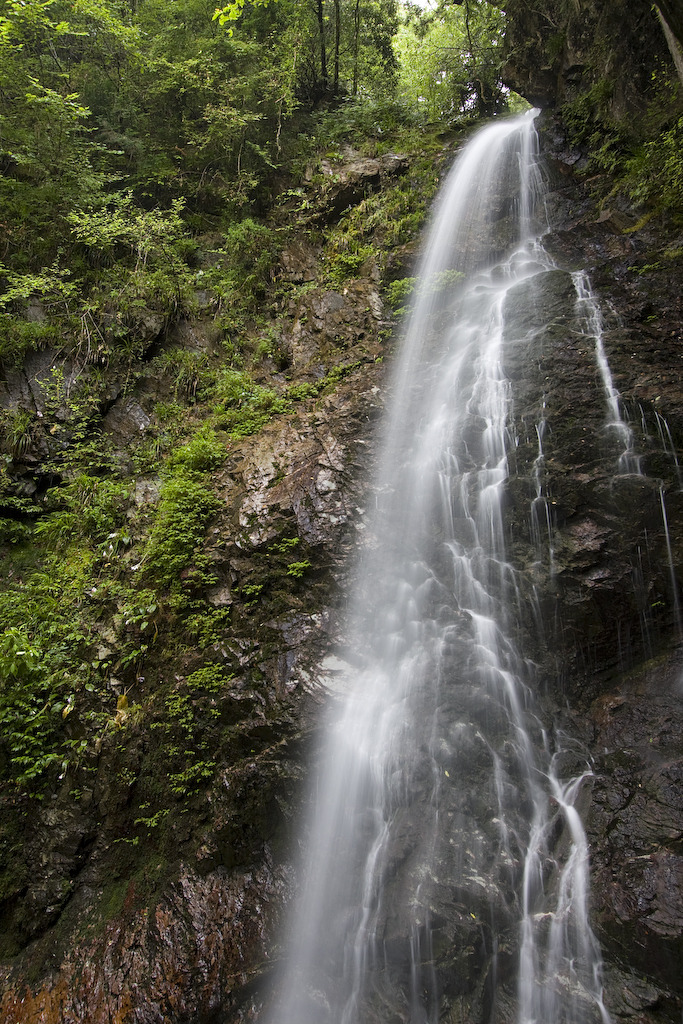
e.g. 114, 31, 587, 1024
395, 0, 506, 122
214, 0, 397, 103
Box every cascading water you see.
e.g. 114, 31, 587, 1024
530, 405, 555, 571
570, 265, 682, 650
266, 113, 611, 1024
571, 272, 641, 475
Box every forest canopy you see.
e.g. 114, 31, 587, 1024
0, 0, 509, 349
1, 0, 682, 383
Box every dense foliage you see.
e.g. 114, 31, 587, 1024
396, 0, 508, 120
0, 0, 511, 368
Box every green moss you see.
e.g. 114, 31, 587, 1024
561, 79, 635, 176
186, 664, 232, 692
184, 607, 232, 646
625, 112, 683, 218
167, 424, 225, 473
144, 472, 220, 592
325, 242, 375, 285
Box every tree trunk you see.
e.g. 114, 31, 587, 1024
316, 0, 328, 93
656, 4, 683, 86
352, 0, 360, 95
333, 0, 340, 93
656, 0, 683, 47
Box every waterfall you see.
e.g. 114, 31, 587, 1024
571, 272, 641, 475
266, 113, 610, 1024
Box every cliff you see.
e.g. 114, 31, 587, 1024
0, 2, 682, 1021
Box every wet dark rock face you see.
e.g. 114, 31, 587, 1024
0, 384, 384, 1024
504, 116, 683, 1023
589, 670, 683, 995
501, 0, 670, 112
312, 151, 410, 224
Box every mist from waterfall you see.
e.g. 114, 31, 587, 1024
266, 112, 611, 1024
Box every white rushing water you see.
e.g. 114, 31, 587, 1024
572, 272, 641, 475
268, 113, 610, 1024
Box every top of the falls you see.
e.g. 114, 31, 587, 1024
416, 110, 544, 287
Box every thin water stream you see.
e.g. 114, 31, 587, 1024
572, 271, 641, 475
267, 113, 611, 1024
571, 270, 683, 647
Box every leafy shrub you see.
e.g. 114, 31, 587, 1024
386, 276, 416, 312
212, 368, 255, 408
197, 218, 281, 311
144, 471, 219, 590
212, 368, 289, 437
325, 242, 374, 284
68, 194, 188, 271
167, 424, 225, 473
34, 474, 131, 550
0, 593, 97, 793
0, 627, 63, 788
626, 113, 683, 215
309, 98, 416, 153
